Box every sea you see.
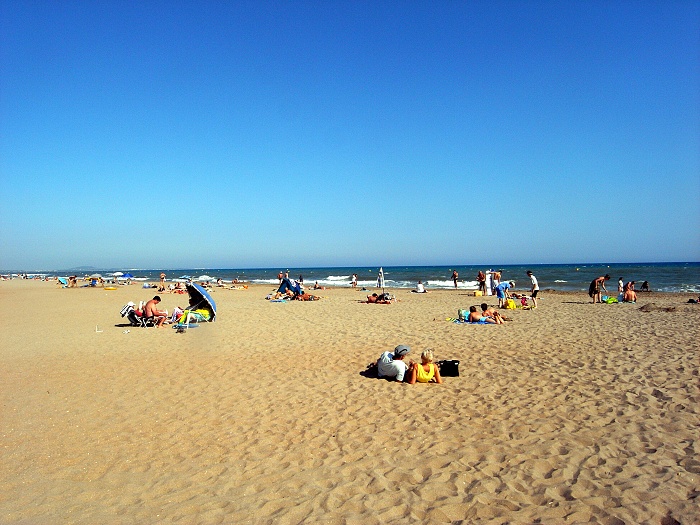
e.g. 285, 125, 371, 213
7, 262, 700, 294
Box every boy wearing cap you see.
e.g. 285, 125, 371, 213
377, 345, 412, 382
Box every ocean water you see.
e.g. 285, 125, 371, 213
13, 262, 700, 293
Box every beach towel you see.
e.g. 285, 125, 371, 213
446, 318, 492, 325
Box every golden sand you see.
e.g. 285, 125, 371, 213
1, 279, 698, 524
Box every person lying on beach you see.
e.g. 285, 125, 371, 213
377, 345, 411, 382
365, 293, 391, 304
294, 292, 320, 301
271, 290, 295, 300
468, 305, 498, 324
411, 280, 428, 293
407, 349, 443, 384
143, 296, 168, 327
480, 303, 504, 324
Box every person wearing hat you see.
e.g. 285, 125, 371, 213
377, 345, 412, 382
495, 280, 515, 308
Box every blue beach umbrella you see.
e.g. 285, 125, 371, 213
185, 282, 217, 321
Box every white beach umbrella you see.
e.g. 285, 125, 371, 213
377, 267, 385, 289
112, 272, 124, 277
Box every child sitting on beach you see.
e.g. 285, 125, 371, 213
407, 349, 443, 384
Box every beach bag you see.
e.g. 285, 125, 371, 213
458, 309, 469, 321
438, 360, 460, 377
505, 299, 516, 309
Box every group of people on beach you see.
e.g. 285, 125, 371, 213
376, 345, 443, 384
589, 274, 651, 303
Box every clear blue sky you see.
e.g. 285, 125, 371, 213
1, 0, 699, 271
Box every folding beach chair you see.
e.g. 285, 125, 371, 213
120, 303, 152, 328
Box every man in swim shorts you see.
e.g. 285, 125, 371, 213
495, 281, 514, 308
588, 274, 610, 304
143, 295, 168, 327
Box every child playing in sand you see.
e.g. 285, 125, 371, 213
407, 349, 443, 384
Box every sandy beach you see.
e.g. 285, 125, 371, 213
1, 279, 698, 524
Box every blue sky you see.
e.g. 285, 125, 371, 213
1, 0, 698, 271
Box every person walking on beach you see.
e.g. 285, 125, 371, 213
351, 274, 358, 288
159, 272, 166, 292
451, 270, 459, 289
588, 274, 610, 304
527, 271, 539, 308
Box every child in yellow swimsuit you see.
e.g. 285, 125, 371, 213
408, 349, 443, 384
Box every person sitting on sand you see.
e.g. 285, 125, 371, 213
623, 287, 638, 303
412, 280, 427, 293
377, 345, 412, 382
407, 349, 443, 384
468, 305, 497, 324
588, 274, 610, 304
143, 296, 168, 327
480, 303, 504, 324
312, 281, 326, 290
